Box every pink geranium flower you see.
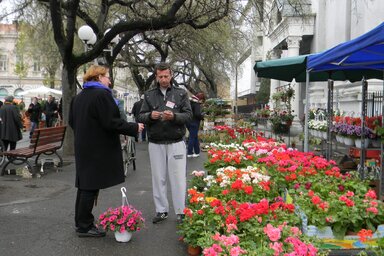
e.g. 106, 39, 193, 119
98, 205, 145, 233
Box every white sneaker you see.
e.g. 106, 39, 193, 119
187, 154, 193, 158
192, 154, 200, 158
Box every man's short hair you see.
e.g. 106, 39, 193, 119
155, 62, 171, 73
5, 96, 14, 103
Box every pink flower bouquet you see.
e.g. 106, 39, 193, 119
98, 205, 145, 233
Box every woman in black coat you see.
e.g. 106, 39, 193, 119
69, 65, 143, 237
0, 96, 23, 150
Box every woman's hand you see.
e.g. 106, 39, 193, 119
137, 123, 144, 133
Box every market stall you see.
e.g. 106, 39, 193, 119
255, 21, 384, 185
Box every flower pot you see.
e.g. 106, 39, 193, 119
345, 230, 358, 236
355, 138, 370, 148
321, 131, 327, 139
371, 139, 381, 148
309, 129, 315, 136
317, 226, 334, 239
343, 137, 355, 146
114, 230, 132, 242
187, 245, 202, 256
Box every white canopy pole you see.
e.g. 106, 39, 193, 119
304, 70, 310, 152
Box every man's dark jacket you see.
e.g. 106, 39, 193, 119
138, 84, 192, 144
27, 102, 42, 122
131, 99, 143, 122
69, 87, 138, 190
44, 100, 58, 118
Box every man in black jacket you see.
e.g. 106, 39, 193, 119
27, 97, 42, 138
131, 95, 146, 142
44, 95, 58, 127
138, 62, 192, 224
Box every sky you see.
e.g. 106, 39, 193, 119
0, 0, 16, 23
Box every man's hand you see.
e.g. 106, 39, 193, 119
162, 110, 174, 121
151, 111, 163, 120
137, 123, 144, 133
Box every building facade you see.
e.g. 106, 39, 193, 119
240, 0, 384, 119
0, 22, 139, 111
0, 23, 54, 104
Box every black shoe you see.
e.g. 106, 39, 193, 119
176, 214, 185, 224
152, 212, 168, 224
77, 226, 106, 238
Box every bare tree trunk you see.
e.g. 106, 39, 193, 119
61, 65, 77, 156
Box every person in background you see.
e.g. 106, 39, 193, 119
0, 96, 23, 151
112, 89, 127, 121
69, 65, 143, 238
131, 95, 146, 142
186, 92, 205, 158
138, 62, 192, 224
0, 100, 3, 108
44, 95, 58, 127
58, 98, 63, 121
27, 97, 42, 138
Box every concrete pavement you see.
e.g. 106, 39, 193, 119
0, 138, 207, 256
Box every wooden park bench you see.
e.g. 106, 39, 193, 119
1, 126, 67, 176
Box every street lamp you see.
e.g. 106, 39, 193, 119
78, 25, 96, 51
77, 25, 120, 71
103, 28, 120, 56
78, 25, 97, 72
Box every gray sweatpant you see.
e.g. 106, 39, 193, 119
148, 141, 186, 215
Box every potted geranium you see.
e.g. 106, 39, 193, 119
98, 204, 145, 242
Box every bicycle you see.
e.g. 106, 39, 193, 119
121, 135, 136, 176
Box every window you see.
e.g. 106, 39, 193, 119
0, 88, 9, 97
0, 55, 7, 71
14, 88, 24, 98
33, 59, 41, 72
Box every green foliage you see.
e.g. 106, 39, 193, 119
188, 174, 207, 192
202, 98, 232, 121
377, 126, 384, 143
254, 78, 271, 105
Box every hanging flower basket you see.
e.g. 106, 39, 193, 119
272, 123, 290, 134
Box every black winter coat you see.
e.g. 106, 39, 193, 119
69, 87, 138, 190
138, 85, 192, 144
190, 100, 204, 123
44, 100, 58, 117
0, 103, 23, 142
131, 99, 143, 122
28, 102, 41, 122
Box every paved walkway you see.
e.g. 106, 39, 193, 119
0, 135, 207, 256
0, 130, 375, 256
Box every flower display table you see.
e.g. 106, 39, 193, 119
317, 226, 384, 251
349, 147, 381, 162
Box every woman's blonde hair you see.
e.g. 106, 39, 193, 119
83, 65, 109, 82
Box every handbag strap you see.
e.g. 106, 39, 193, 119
121, 187, 130, 206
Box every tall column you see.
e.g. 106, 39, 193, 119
286, 36, 302, 120
269, 49, 282, 109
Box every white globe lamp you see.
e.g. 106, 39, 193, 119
78, 25, 95, 44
